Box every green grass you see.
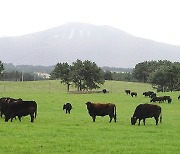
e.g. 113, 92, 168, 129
0, 80, 180, 153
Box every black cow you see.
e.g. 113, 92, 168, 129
150, 93, 157, 99
143, 91, 155, 97
131, 92, 137, 97
163, 96, 172, 103
0, 97, 22, 118
85, 102, 116, 122
131, 103, 162, 126
63, 103, 72, 114
125, 90, 131, 95
150, 96, 165, 103
102, 89, 107, 94
5, 100, 37, 122
178, 95, 180, 100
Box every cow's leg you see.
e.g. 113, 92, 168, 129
66, 110, 68, 114
143, 119, 146, 125
68, 110, 70, 114
18, 116, 21, 122
114, 115, 116, 122
109, 116, 113, 123
155, 117, 158, 125
92, 116, 96, 122
30, 115, 34, 122
138, 119, 141, 125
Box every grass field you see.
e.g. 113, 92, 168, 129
0, 80, 180, 154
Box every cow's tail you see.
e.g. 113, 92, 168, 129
35, 105, 37, 119
114, 105, 117, 122
160, 107, 162, 123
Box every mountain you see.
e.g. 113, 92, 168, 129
0, 22, 180, 68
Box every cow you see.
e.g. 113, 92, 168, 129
102, 89, 107, 94
85, 102, 116, 122
4, 100, 37, 122
125, 90, 131, 95
0, 97, 22, 118
131, 103, 162, 126
178, 95, 180, 100
63, 103, 72, 114
163, 96, 172, 103
143, 91, 155, 97
131, 92, 137, 97
150, 93, 157, 99
150, 96, 165, 103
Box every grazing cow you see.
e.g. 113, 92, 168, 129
63, 103, 72, 114
163, 96, 172, 103
131, 103, 162, 126
151, 96, 172, 103
178, 95, 180, 100
143, 91, 155, 97
5, 100, 37, 122
125, 90, 131, 95
150, 96, 165, 103
131, 92, 137, 97
150, 93, 157, 99
85, 102, 116, 122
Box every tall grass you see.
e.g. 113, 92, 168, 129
0, 80, 179, 153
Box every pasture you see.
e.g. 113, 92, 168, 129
0, 80, 180, 154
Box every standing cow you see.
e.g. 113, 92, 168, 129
63, 103, 72, 114
5, 100, 37, 122
125, 90, 131, 95
131, 103, 162, 126
85, 102, 116, 122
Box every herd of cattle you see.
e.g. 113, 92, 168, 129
126, 90, 173, 103
63, 90, 179, 126
0, 97, 37, 122
0, 91, 179, 125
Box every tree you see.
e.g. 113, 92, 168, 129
149, 64, 180, 92
52, 62, 72, 92
0, 61, 4, 80
133, 61, 149, 83
71, 59, 105, 91
104, 70, 113, 80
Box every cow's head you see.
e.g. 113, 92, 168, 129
63, 104, 66, 110
168, 98, 172, 103
131, 117, 137, 125
85, 102, 92, 109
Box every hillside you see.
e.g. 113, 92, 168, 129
1, 22, 180, 67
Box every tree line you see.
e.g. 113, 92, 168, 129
133, 60, 180, 92
1, 60, 180, 92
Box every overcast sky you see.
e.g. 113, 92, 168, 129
0, 0, 180, 46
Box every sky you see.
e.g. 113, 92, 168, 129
0, 0, 180, 46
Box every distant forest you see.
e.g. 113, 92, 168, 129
4, 63, 132, 74
3, 63, 55, 74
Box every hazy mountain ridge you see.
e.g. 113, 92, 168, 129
1, 22, 180, 67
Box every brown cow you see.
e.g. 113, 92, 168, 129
131, 103, 162, 126
85, 102, 116, 122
